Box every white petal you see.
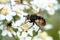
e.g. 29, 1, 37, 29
0, 14, 5, 20
20, 37, 25, 40
21, 31, 28, 38
12, 32, 16, 36
27, 28, 33, 36
12, 21, 18, 29
25, 36, 31, 40
0, 25, 3, 30
53, 5, 59, 10
21, 13, 28, 16
11, 0, 16, 5
8, 31, 12, 37
8, 12, 16, 16
33, 35, 42, 40
38, 30, 42, 33
16, 4, 26, 10
23, 1, 28, 5
33, 24, 39, 32
17, 31, 20, 38
2, 30, 8, 36
6, 15, 12, 21
14, 20, 22, 27
46, 36, 53, 40
0, 4, 4, 8
19, 17, 26, 25
58, 30, 60, 35
44, 24, 53, 30
18, 27, 22, 32
47, 9, 55, 15
27, 22, 33, 27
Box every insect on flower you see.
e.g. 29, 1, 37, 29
24, 14, 46, 29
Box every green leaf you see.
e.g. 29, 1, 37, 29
0, 30, 2, 40
33, 30, 38, 37
13, 29, 18, 32
24, 8, 35, 15
13, 15, 20, 22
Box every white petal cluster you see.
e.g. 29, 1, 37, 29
33, 31, 53, 40
30, 0, 59, 15
0, 0, 59, 40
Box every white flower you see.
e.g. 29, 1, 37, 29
23, 1, 28, 5
25, 36, 32, 40
7, 31, 13, 37
12, 13, 28, 29
0, 25, 4, 30
30, 0, 48, 9
47, 9, 55, 15
44, 24, 53, 30
0, 14, 13, 21
8, 11, 16, 16
0, 5, 13, 21
33, 24, 39, 32
10, 0, 16, 6
38, 30, 42, 33
19, 37, 25, 40
12, 20, 21, 28
17, 31, 20, 38
27, 28, 33, 36
38, 31, 48, 39
18, 27, 22, 32
12, 4, 26, 11
2, 30, 12, 37
26, 22, 33, 27
58, 30, 60, 35
21, 31, 28, 38
5, 15, 13, 21
33, 31, 53, 40
2, 30, 8, 36
0, 4, 4, 8
33, 35, 42, 40
30, 0, 58, 15
45, 36, 53, 40
0, 14, 5, 20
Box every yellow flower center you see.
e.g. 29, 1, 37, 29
20, 24, 29, 31
15, 8, 23, 14
1, 7, 8, 15
39, 32, 48, 39
48, 3, 53, 7
0, 0, 8, 3
8, 27, 14, 32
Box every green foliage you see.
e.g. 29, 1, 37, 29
24, 8, 35, 15
13, 15, 20, 22
33, 31, 38, 37
57, 0, 60, 3
0, 30, 2, 40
